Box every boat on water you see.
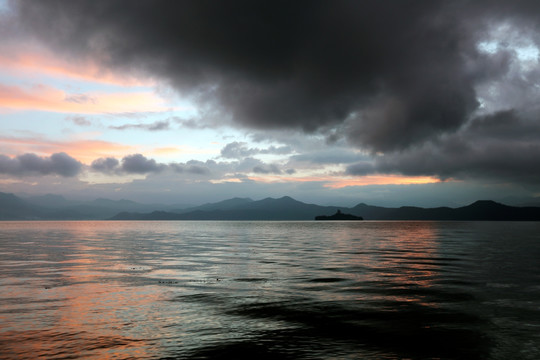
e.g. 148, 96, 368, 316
315, 209, 363, 220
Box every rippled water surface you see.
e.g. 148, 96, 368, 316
1, 221, 539, 359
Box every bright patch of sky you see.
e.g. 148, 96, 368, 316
0, 47, 238, 164
474, 21, 540, 115
476, 22, 540, 63
478, 40, 539, 61
0, 0, 8, 13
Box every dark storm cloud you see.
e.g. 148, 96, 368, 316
346, 110, 540, 183
345, 162, 376, 176
290, 149, 362, 165
373, 139, 540, 183
11, 0, 540, 183
0, 152, 82, 177
13, 0, 518, 151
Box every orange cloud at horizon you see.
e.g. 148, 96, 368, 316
248, 174, 441, 187
324, 175, 441, 188
0, 137, 135, 164
0, 84, 170, 114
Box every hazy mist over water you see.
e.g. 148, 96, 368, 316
1, 221, 539, 359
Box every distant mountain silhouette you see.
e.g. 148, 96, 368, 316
0, 192, 186, 220
172, 197, 254, 213
350, 200, 540, 221
111, 197, 328, 220
25, 193, 71, 208
1, 191, 540, 221
111, 196, 341, 220
315, 210, 363, 220
0, 192, 45, 220
109, 197, 540, 221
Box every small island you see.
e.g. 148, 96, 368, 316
315, 209, 363, 221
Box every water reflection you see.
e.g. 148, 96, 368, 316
359, 222, 440, 304
285, 222, 440, 306
0, 221, 539, 359
0, 222, 163, 359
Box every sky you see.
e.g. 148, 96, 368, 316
1, 0, 540, 207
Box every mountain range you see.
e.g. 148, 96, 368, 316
0, 192, 187, 220
1, 192, 540, 221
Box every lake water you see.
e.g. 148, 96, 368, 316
0, 221, 539, 359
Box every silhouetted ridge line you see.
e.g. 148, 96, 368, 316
109, 198, 540, 221
1, 192, 540, 220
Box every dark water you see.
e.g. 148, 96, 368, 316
0, 221, 539, 359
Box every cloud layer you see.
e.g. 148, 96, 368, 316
10, 1, 487, 147
5, 1, 540, 188
0, 152, 82, 177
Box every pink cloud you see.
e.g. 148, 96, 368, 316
0, 47, 150, 86
0, 136, 135, 164
0, 84, 170, 114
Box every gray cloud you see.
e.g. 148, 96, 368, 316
220, 142, 258, 159
67, 115, 92, 126
171, 160, 212, 175
185, 160, 212, 175
0, 152, 82, 177
91, 153, 287, 177
91, 155, 216, 176
253, 164, 282, 175
65, 93, 96, 104
121, 154, 165, 174
173, 116, 218, 130
346, 109, 540, 184
90, 157, 119, 174
109, 120, 170, 131
220, 141, 291, 159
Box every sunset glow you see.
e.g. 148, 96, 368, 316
1, 0, 539, 207
0, 137, 136, 164
1, 3, 539, 360
247, 174, 441, 188
0, 47, 153, 86
0, 84, 170, 114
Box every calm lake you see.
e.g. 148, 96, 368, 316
1, 221, 539, 359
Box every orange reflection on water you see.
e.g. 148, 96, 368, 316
52, 283, 159, 359
0, 222, 166, 359
54, 238, 162, 359
378, 222, 438, 281
1, 282, 161, 359
323, 222, 441, 305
